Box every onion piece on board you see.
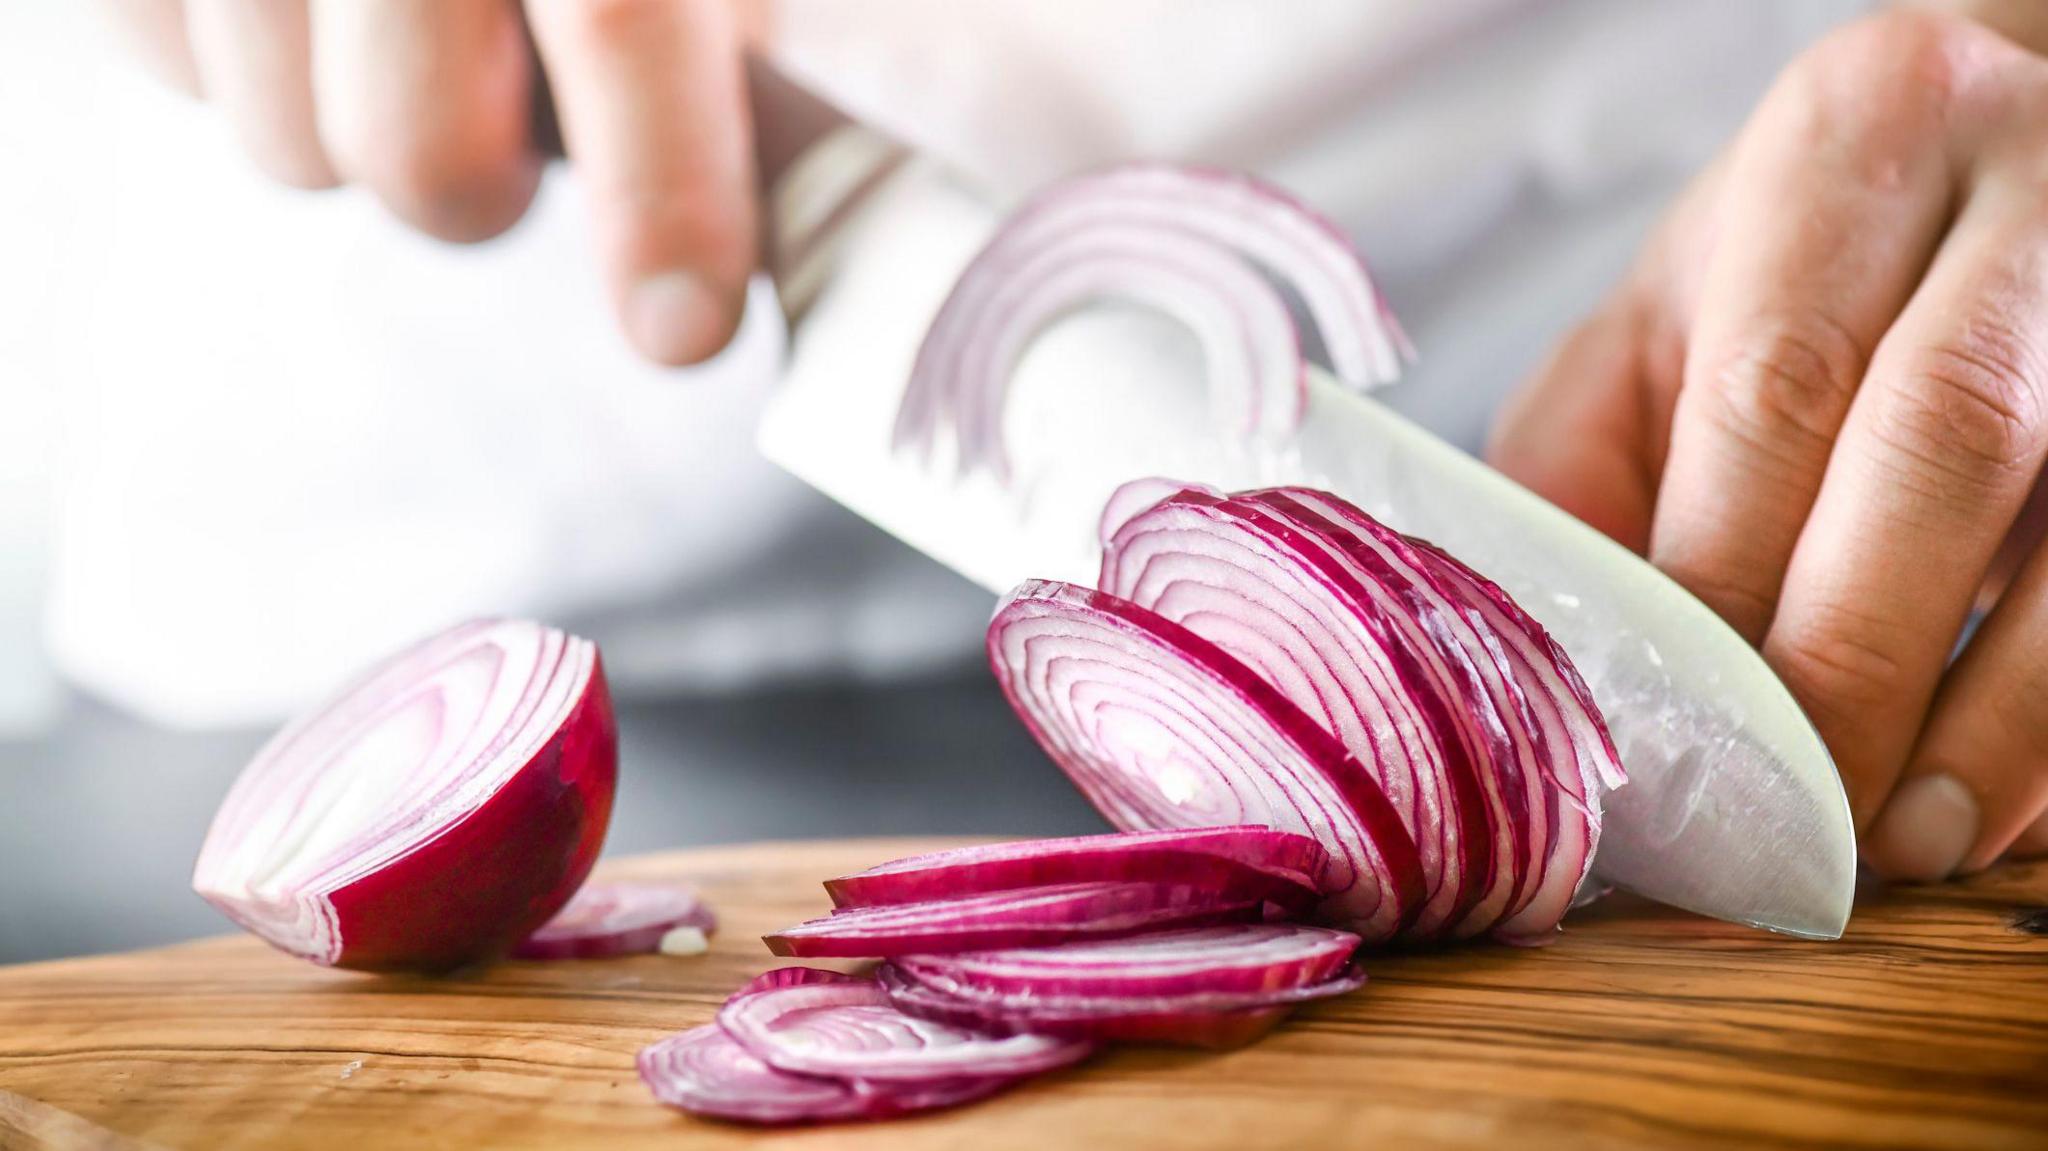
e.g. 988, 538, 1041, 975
513, 882, 717, 960
892, 922, 1359, 1000
638, 1024, 1016, 1126
878, 961, 1365, 1048
823, 827, 1330, 912
987, 579, 1423, 941
716, 967, 1094, 1082
192, 618, 616, 971
766, 880, 1266, 958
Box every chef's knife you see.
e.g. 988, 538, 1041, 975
744, 67, 1858, 940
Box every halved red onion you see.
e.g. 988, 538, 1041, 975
823, 827, 1330, 912
987, 579, 1423, 941
1247, 488, 1618, 940
896, 164, 1407, 479
1098, 487, 1495, 940
192, 618, 616, 970
717, 967, 1093, 1082
878, 961, 1366, 1048
766, 880, 1263, 958
637, 1024, 1015, 1126
513, 882, 716, 960
892, 923, 1359, 1000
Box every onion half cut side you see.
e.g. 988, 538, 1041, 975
896, 164, 1408, 479
766, 880, 1266, 958
192, 618, 617, 971
514, 882, 716, 960
987, 579, 1423, 941
716, 967, 1094, 1082
823, 827, 1330, 912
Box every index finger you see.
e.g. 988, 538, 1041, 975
524, 0, 757, 366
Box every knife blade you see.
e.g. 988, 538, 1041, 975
750, 94, 1857, 939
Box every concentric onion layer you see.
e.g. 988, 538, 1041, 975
513, 882, 717, 960
716, 968, 1094, 1082
823, 827, 1330, 912
636, 1024, 1013, 1126
1247, 488, 1621, 940
894, 923, 1360, 1000
765, 880, 1265, 958
192, 618, 617, 969
987, 579, 1423, 941
1100, 489, 1490, 938
895, 164, 1407, 479
878, 959, 1366, 1047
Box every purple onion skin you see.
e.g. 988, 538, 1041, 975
318, 658, 619, 972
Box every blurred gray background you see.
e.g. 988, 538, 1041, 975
0, 674, 1101, 965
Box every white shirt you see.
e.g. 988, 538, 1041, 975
0, 0, 1870, 729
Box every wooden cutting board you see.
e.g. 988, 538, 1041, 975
1, 838, 2044, 1151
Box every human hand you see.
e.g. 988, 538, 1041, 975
103, 0, 761, 365
1489, 8, 2048, 882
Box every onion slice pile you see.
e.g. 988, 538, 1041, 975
896, 164, 1409, 478
765, 880, 1266, 958
892, 922, 1359, 999
513, 882, 717, 960
823, 827, 1329, 912
192, 618, 617, 971
987, 579, 1424, 941
717, 968, 1093, 1081
637, 1025, 1016, 1126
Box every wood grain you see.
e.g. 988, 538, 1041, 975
1, 839, 2043, 1151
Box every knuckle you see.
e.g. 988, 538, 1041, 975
1769, 603, 1913, 722
1795, 10, 1980, 116
568, 0, 680, 43
1695, 315, 1866, 469
1877, 325, 2048, 494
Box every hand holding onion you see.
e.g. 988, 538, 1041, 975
1488, 7, 2048, 882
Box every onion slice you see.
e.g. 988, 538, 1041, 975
892, 923, 1359, 1000
766, 880, 1264, 958
896, 164, 1407, 479
878, 961, 1365, 1048
192, 618, 616, 971
716, 967, 1094, 1082
637, 1024, 1015, 1126
823, 827, 1330, 911
513, 882, 716, 960
987, 579, 1423, 940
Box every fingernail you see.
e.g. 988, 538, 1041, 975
1866, 774, 1979, 882
625, 271, 732, 366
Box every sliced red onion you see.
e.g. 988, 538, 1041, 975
986, 579, 1423, 941
823, 827, 1330, 912
512, 882, 716, 960
896, 164, 1407, 479
1098, 476, 1223, 549
637, 1024, 1014, 1126
878, 961, 1366, 1048
717, 967, 1094, 1082
1098, 486, 1495, 939
895, 923, 1358, 1000
766, 880, 1264, 958
192, 618, 616, 970
1249, 488, 1617, 940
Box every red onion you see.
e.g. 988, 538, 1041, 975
765, 880, 1265, 958
891, 922, 1359, 999
897, 165, 1407, 479
877, 961, 1365, 1048
637, 1024, 1016, 1126
191, 618, 616, 971
513, 882, 716, 960
986, 579, 1423, 941
823, 827, 1329, 912
717, 967, 1094, 1082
